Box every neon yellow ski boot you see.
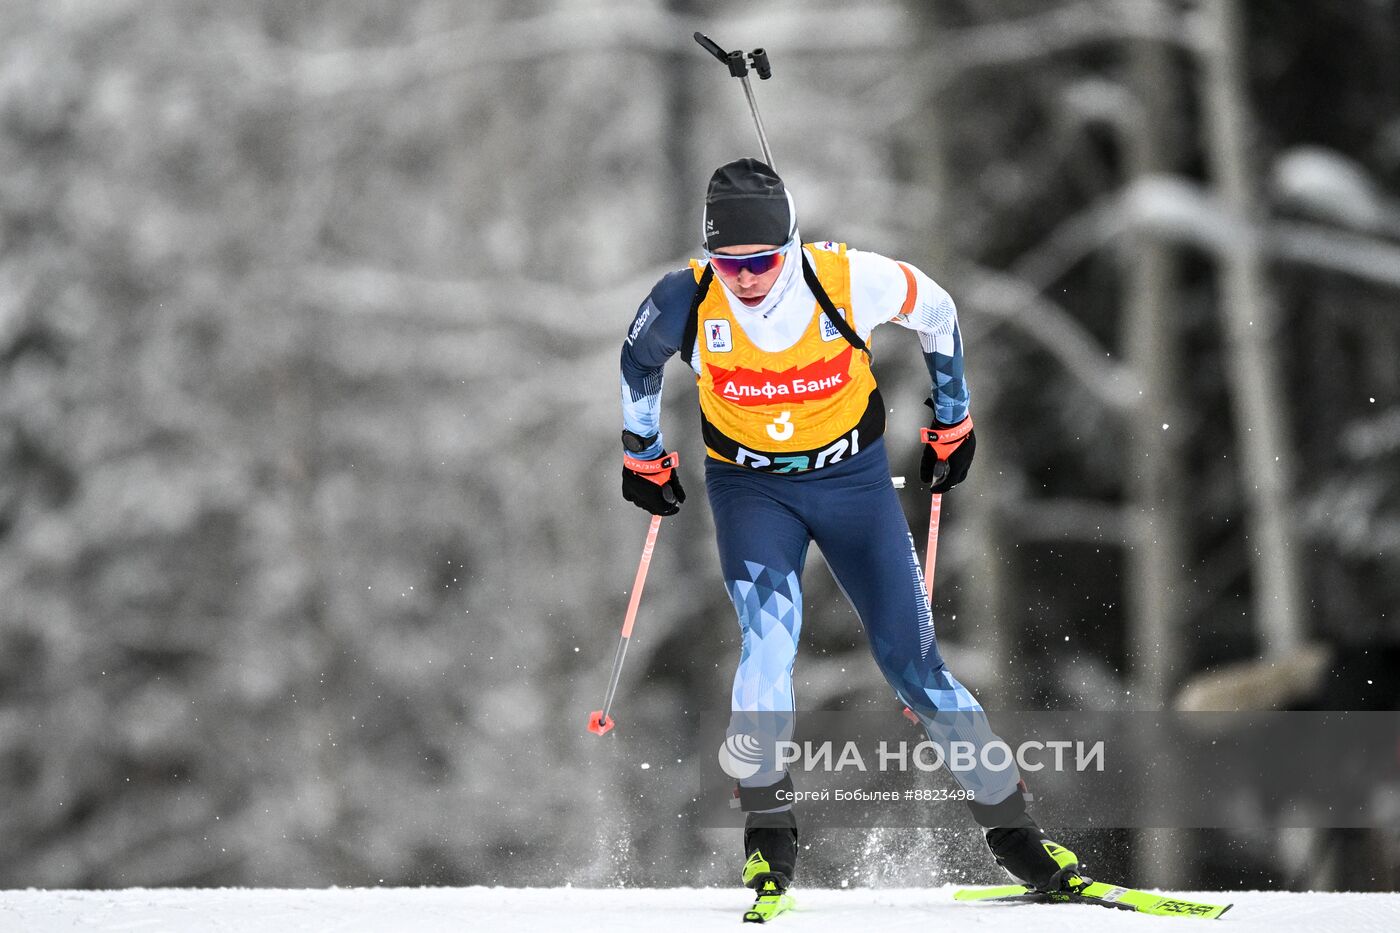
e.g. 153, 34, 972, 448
985, 826, 1080, 892
741, 849, 795, 923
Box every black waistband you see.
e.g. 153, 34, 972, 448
700, 389, 885, 473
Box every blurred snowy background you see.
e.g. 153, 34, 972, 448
0, 0, 1397, 893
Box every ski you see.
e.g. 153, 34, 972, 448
954, 876, 1233, 919
954, 883, 1043, 902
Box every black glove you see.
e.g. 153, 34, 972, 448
919, 411, 975, 494
622, 451, 686, 516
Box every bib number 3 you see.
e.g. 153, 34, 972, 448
766, 411, 794, 442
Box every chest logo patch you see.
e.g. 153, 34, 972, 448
704, 319, 733, 353
820, 309, 848, 342
707, 347, 854, 407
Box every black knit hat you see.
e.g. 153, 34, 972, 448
702, 158, 793, 250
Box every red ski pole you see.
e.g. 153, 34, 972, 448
588, 514, 664, 736
918, 450, 953, 603
904, 459, 949, 725
924, 489, 943, 604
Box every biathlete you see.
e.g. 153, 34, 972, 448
618, 159, 1081, 918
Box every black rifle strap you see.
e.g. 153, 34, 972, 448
801, 251, 870, 359
679, 263, 714, 369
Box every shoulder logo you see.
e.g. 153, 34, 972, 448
704, 318, 733, 352
813, 240, 840, 253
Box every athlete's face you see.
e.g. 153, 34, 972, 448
711, 243, 784, 306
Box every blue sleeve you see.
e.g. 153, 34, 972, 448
924, 318, 970, 425
619, 269, 699, 458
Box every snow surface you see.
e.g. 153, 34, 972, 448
2, 886, 1399, 932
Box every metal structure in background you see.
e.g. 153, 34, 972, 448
694, 32, 776, 169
